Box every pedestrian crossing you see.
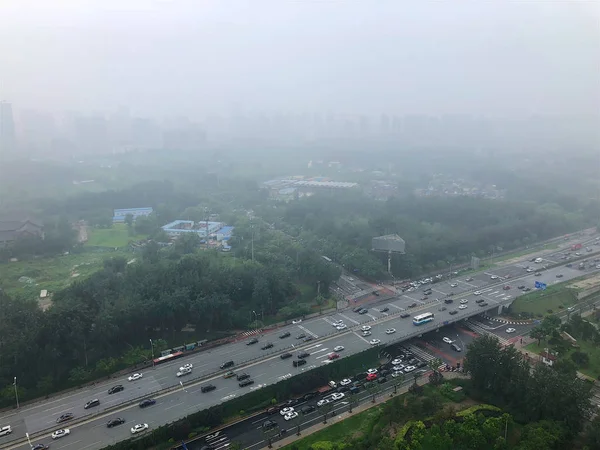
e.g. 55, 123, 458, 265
204, 430, 231, 449
403, 343, 437, 363
240, 329, 263, 337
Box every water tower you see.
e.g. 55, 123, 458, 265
372, 234, 406, 276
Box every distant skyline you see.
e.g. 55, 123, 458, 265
1, 1, 598, 119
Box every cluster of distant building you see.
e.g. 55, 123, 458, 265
262, 176, 358, 201
414, 175, 505, 200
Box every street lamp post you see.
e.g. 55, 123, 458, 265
149, 339, 155, 367
13, 376, 19, 409
25, 432, 32, 448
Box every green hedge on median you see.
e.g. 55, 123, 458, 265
100, 346, 382, 450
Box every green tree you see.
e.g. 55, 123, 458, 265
571, 350, 590, 367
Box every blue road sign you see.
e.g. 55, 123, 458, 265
534, 281, 547, 290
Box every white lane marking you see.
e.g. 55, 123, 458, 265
388, 303, 403, 310
354, 332, 371, 344
53, 440, 83, 449
366, 314, 378, 320
309, 348, 329, 355
339, 313, 359, 325
303, 343, 323, 351
297, 325, 318, 338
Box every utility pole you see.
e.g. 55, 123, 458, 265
251, 221, 255, 262
13, 376, 19, 409
150, 339, 155, 367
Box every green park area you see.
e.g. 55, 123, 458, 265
0, 251, 128, 300
509, 284, 578, 318
85, 223, 146, 248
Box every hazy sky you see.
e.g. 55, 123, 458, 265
1, 0, 598, 118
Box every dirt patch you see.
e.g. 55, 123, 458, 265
38, 297, 53, 311
570, 273, 600, 290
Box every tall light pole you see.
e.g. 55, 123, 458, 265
149, 339, 155, 367
13, 376, 19, 409
25, 432, 32, 448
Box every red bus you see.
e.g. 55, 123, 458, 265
153, 351, 185, 366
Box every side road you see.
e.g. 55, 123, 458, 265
261, 372, 467, 450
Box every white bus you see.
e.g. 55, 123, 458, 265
413, 312, 434, 326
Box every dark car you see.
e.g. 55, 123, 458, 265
247, 338, 259, 345
108, 385, 124, 395
220, 360, 234, 369
373, 290, 380, 296
303, 336, 313, 343
297, 351, 310, 359
56, 413, 74, 424
303, 391, 318, 401
239, 379, 255, 387
237, 373, 250, 381
301, 405, 316, 414
337, 385, 350, 393
400, 312, 410, 318
479, 302, 489, 307
517, 285, 526, 290
409, 303, 417, 308
266, 406, 279, 415
139, 398, 156, 408
377, 376, 388, 384
107, 418, 125, 428
476, 299, 485, 303
201, 384, 216, 393
279, 332, 291, 339
293, 359, 307, 367
417, 361, 427, 368
556, 274, 564, 278
32, 445, 50, 450
444, 298, 453, 304
352, 306, 363, 313
296, 333, 306, 340
263, 420, 278, 430
261, 342, 274, 350
358, 309, 368, 314
84, 399, 100, 409
284, 398, 299, 407
349, 386, 360, 394
380, 307, 389, 312
449, 310, 458, 315
280, 352, 293, 359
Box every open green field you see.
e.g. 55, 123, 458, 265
85, 224, 146, 248
510, 285, 578, 317
0, 250, 129, 300
526, 338, 600, 379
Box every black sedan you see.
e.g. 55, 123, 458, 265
107, 418, 126, 428
56, 413, 74, 424
139, 398, 156, 408
108, 385, 124, 395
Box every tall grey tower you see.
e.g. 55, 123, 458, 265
0, 100, 16, 158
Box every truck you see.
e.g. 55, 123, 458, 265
571, 243, 582, 251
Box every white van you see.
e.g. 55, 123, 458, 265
534, 258, 543, 263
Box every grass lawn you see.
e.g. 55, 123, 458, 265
569, 339, 600, 380
510, 285, 577, 317
85, 224, 146, 248
0, 251, 129, 300
282, 405, 381, 450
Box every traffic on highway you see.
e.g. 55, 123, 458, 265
2, 232, 599, 450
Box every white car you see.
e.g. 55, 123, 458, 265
392, 372, 404, 378
176, 367, 192, 377
404, 365, 416, 373
128, 373, 143, 382
460, 299, 468, 304
292, 319, 302, 324
393, 364, 405, 371
362, 330, 372, 336
506, 328, 516, 333
336, 324, 347, 330
459, 304, 467, 310
361, 325, 371, 332
317, 398, 331, 407
490, 275, 499, 279
284, 411, 299, 421
369, 339, 381, 345
179, 363, 193, 371
0, 425, 12, 437
450, 283, 458, 288
526, 268, 534, 273
391, 358, 403, 365
474, 291, 481, 295
280, 407, 295, 416
331, 392, 345, 401
367, 368, 378, 374
333, 319, 344, 325
52, 429, 70, 440
385, 328, 396, 334
340, 378, 352, 386
333, 346, 345, 352
442, 337, 453, 344
130, 423, 148, 434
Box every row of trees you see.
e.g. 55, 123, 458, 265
0, 237, 340, 406
260, 192, 595, 279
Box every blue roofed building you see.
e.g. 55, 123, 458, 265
113, 207, 153, 223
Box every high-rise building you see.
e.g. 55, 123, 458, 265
0, 101, 16, 158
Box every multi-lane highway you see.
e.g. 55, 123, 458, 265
2, 233, 599, 450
